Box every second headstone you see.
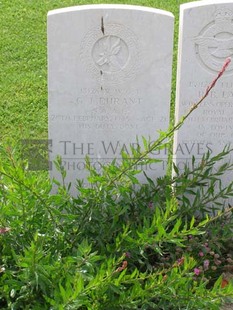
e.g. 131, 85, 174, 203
173, 0, 233, 204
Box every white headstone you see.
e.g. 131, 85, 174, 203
48, 5, 174, 194
173, 0, 233, 201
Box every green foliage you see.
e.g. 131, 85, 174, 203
1, 1, 232, 309
0, 138, 233, 309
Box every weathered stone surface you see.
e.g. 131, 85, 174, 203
173, 1, 233, 203
48, 5, 174, 194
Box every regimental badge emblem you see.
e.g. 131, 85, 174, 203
194, 8, 233, 74
92, 35, 129, 73
80, 23, 141, 85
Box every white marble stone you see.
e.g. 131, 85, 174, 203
173, 1, 233, 202
48, 5, 174, 194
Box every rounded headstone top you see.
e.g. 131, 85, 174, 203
47, 4, 174, 19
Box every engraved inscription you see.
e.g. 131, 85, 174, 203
181, 79, 233, 140
92, 35, 129, 72
195, 8, 233, 74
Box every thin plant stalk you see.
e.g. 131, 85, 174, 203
107, 58, 231, 186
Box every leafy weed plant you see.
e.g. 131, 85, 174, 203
0, 60, 233, 309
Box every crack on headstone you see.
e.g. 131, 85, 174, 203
100, 70, 103, 90
101, 16, 104, 35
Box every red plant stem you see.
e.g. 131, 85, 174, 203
205, 57, 231, 98
104, 58, 231, 187
189, 57, 231, 114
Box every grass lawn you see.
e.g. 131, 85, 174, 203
1, 0, 198, 143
